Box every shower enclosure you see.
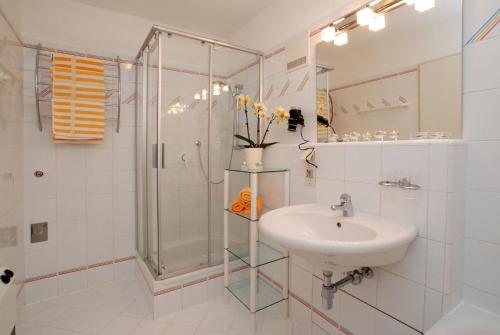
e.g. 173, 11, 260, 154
135, 26, 263, 279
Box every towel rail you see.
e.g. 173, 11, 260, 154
34, 43, 122, 133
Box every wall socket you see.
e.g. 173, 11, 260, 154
31, 222, 48, 243
305, 163, 316, 186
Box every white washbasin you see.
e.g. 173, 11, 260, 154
259, 203, 417, 271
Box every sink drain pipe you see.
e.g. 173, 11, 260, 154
321, 267, 374, 309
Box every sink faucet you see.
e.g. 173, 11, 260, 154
331, 193, 354, 217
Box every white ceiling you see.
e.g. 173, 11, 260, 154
72, 0, 273, 38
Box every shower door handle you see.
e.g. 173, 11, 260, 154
161, 143, 165, 169
152, 144, 165, 169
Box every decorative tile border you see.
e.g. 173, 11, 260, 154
466, 8, 500, 45
331, 68, 417, 92
22, 256, 136, 284
279, 79, 290, 97
296, 72, 310, 92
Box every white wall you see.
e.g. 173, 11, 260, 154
21, 49, 137, 304
461, 0, 500, 315
0, 0, 25, 302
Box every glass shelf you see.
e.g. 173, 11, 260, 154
226, 167, 289, 174
226, 276, 286, 312
226, 241, 287, 268
224, 208, 271, 221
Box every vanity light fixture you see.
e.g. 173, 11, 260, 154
357, 7, 375, 26
369, 14, 386, 31
415, 0, 435, 12
333, 17, 345, 25
334, 31, 349, 46
321, 25, 336, 42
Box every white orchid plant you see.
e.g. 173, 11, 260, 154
235, 95, 290, 148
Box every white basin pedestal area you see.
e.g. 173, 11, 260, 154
259, 203, 417, 273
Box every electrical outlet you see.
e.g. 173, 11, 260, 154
305, 163, 316, 186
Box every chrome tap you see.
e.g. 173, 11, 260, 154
331, 193, 354, 217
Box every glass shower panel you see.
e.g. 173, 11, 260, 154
136, 53, 145, 258
158, 34, 210, 275
210, 48, 260, 264
145, 36, 160, 274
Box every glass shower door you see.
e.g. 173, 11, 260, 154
157, 33, 210, 276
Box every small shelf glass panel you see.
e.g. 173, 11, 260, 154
226, 167, 289, 174
226, 241, 287, 267
226, 276, 286, 312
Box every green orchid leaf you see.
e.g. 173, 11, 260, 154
259, 142, 279, 148
234, 134, 255, 146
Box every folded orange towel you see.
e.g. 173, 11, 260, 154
242, 196, 264, 215
239, 188, 252, 202
231, 198, 246, 212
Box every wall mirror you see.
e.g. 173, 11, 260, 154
316, 0, 462, 142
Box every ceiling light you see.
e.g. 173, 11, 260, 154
369, 15, 386, 31
213, 83, 221, 96
415, 0, 435, 12
357, 7, 374, 26
321, 25, 336, 42
334, 32, 348, 46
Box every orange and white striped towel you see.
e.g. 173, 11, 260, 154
52, 54, 106, 142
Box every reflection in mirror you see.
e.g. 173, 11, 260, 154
316, 0, 462, 142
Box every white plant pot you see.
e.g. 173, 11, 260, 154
244, 148, 263, 170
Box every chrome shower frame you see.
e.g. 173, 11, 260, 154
135, 25, 264, 280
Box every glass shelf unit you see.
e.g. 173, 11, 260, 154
223, 167, 290, 324
226, 276, 286, 312
226, 241, 287, 268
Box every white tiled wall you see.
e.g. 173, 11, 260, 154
0, 3, 25, 303
462, 0, 500, 315
263, 140, 466, 333
21, 46, 137, 304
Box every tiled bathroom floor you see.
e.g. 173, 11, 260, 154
17, 278, 295, 335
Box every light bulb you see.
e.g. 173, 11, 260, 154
369, 15, 385, 31
194, 92, 201, 100
222, 85, 229, 92
321, 25, 336, 42
334, 32, 348, 46
357, 7, 374, 26
415, 0, 435, 12
202, 89, 207, 100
